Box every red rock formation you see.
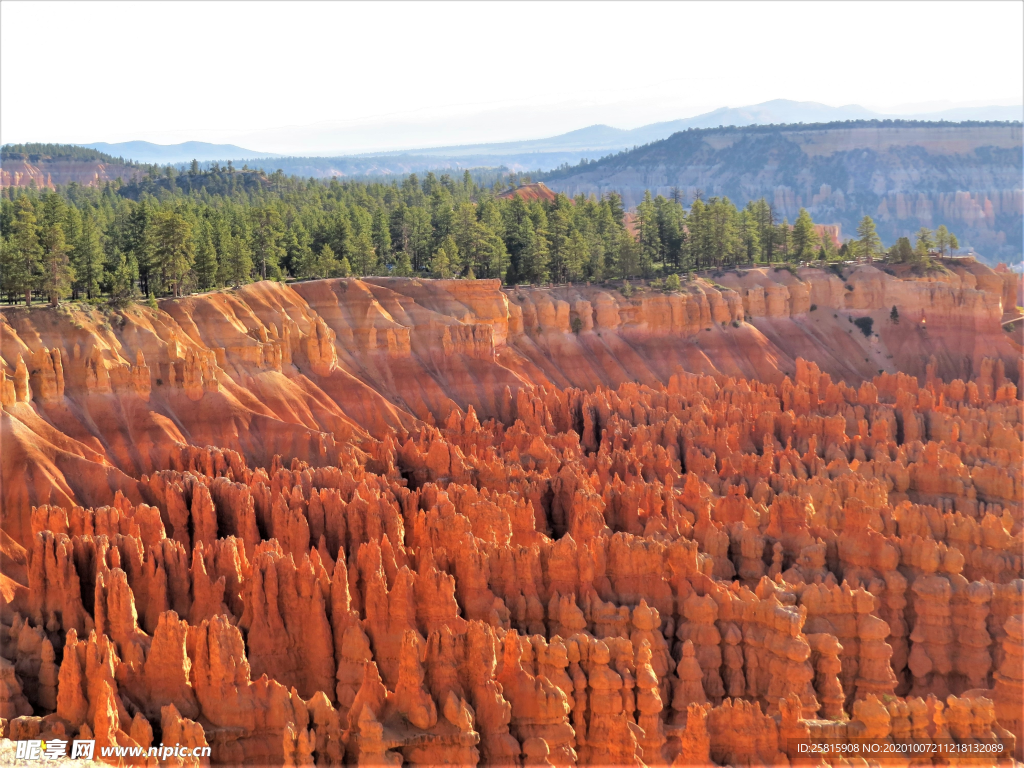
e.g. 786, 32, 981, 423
2, 276, 1022, 766
0, 157, 146, 189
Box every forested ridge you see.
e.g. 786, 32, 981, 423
1, 143, 140, 167
0, 163, 956, 307
539, 121, 1022, 265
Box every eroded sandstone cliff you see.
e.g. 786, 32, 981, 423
1, 268, 1021, 766
0, 158, 147, 190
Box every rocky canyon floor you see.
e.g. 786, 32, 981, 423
0, 262, 1022, 767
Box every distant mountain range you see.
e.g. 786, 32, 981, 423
73, 100, 1023, 169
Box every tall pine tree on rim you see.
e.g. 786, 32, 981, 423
193, 218, 219, 291
857, 215, 881, 260
9, 198, 43, 305
40, 218, 74, 306
148, 210, 195, 297
791, 208, 819, 261
74, 212, 104, 300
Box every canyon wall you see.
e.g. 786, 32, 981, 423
2, 263, 1018, 542
1, 268, 1022, 765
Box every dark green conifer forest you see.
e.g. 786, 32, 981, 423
0, 160, 953, 307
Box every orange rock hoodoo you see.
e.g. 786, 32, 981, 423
1, 271, 1021, 766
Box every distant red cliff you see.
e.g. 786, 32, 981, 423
1, 157, 146, 189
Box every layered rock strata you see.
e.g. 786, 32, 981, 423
1, 273, 1022, 766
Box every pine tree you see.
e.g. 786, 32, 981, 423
294, 243, 317, 279
38, 194, 74, 305
40, 193, 68, 234
636, 191, 661, 275
775, 220, 791, 262
371, 207, 392, 264
656, 196, 686, 270
739, 207, 760, 264
73, 212, 104, 299
564, 230, 588, 282
749, 198, 775, 262
351, 229, 377, 276
393, 251, 413, 277
706, 197, 739, 268
520, 222, 550, 284
250, 206, 283, 280
0, 237, 13, 302
585, 234, 606, 282
148, 210, 195, 296
545, 197, 574, 283
107, 248, 139, 308
934, 225, 952, 256
282, 222, 312, 277
791, 208, 818, 261
890, 305, 900, 324
857, 215, 881, 259
430, 188, 455, 247
318, 244, 340, 277
40, 219, 74, 306
606, 192, 625, 226
914, 227, 935, 256
430, 236, 458, 279
62, 206, 83, 291
406, 206, 432, 272
213, 217, 233, 285
487, 232, 509, 282
502, 196, 533, 283
687, 198, 707, 269
325, 211, 352, 264
129, 201, 155, 296
10, 198, 43, 305
617, 229, 639, 279
389, 203, 411, 256
819, 230, 838, 261
453, 203, 491, 278
220, 218, 252, 287
193, 219, 219, 290
889, 237, 915, 263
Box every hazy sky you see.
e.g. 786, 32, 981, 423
2, 1, 1021, 154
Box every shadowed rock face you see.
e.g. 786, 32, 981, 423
1, 270, 1021, 766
